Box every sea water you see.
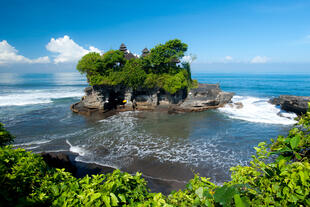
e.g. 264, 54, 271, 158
1, 72, 310, 185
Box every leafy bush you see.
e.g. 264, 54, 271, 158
0, 146, 50, 206
162, 71, 188, 94
0, 123, 14, 146
123, 59, 147, 90
31, 170, 152, 206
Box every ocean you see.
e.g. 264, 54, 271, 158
0, 72, 309, 186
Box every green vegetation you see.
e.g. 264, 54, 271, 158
76, 39, 196, 94
0, 123, 14, 146
1, 105, 310, 206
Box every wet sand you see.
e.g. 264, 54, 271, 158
42, 151, 188, 195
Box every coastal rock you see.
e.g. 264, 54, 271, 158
228, 102, 243, 109
178, 84, 234, 111
41, 152, 77, 175
71, 83, 234, 114
270, 95, 310, 115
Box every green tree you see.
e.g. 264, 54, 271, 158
123, 59, 147, 90
76, 52, 103, 76
101, 50, 127, 73
147, 39, 188, 74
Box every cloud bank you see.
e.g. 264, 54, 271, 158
46, 35, 102, 63
251, 56, 269, 64
0, 40, 50, 65
225, 56, 233, 61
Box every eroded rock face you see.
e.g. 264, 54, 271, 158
270, 95, 310, 115
178, 84, 234, 111
71, 83, 234, 114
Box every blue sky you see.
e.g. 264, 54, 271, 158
0, 0, 309, 73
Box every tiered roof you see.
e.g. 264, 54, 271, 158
141, 48, 149, 57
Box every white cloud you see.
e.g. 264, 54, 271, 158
181, 54, 197, 63
251, 56, 269, 64
225, 56, 233, 61
182, 55, 192, 63
0, 40, 50, 65
31, 56, 50, 63
46, 35, 102, 63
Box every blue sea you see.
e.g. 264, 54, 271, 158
0, 73, 309, 185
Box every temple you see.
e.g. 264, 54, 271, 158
142, 48, 149, 57
119, 43, 137, 60
119, 43, 152, 60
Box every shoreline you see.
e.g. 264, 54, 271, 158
40, 150, 187, 195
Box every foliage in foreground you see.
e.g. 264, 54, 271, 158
0, 105, 310, 206
0, 123, 14, 146
76, 39, 197, 94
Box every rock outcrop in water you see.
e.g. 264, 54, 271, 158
270, 95, 310, 115
71, 84, 234, 115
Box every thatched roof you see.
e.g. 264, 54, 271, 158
171, 57, 180, 63
141, 48, 149, 57
119, 43, 127, 53
124, 53, 136, 60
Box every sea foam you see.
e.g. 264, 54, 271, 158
218, 96, 297, 125
66, 140, 88, 156
0, 88, 84, 106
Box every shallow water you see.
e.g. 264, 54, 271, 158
0, 72, 308, 187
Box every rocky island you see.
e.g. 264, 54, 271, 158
71, 40, 234, 115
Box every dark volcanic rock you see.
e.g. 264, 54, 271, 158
178, 84, 234, 111
41, 152, 77, 175
40, 151, 115, 178
71, 83, 234, 114
270, 95, 310, 115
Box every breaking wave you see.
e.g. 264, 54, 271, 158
218, 96, 297, 125
0, 88, 84, 106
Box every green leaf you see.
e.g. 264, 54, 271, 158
110, 193, 119, 206
204, 199, 212, 207
214, 186, 237, 206
234, 194, 248, 207
118, 194, 126, 203
186, 183, 193, 190
91, 193, 101, 202
290, 136, 300, 150
195, 187, 204, 199
102, 195, 111, 207
51, 185, 59, 196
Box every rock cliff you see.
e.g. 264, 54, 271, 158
270, 95, 310, 115
71, 84, 234, 115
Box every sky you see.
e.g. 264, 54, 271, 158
0, 0, 309, 73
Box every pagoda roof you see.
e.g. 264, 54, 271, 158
124, 53, 136, 60
119, 43, 127, 51
142, 48, 149, 53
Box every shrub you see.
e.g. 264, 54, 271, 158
0, 146, 50, 206
0, 123, 14, 146
123, 59, 147, 90
162, 71, 188, 94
